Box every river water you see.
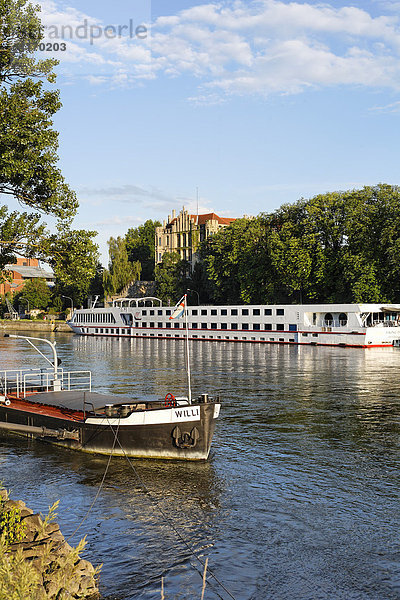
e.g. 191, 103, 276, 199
0, 332, 399, 600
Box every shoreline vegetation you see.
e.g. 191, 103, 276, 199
0, 489, 100, 599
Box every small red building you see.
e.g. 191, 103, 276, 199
0, 257, 55, 295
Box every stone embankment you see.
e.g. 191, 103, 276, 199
0, 490, 100, 599
0, 320, 72, 333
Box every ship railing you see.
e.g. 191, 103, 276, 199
323, 320, 348, 327
0, 368, 61, 398
0, 368, 92, 399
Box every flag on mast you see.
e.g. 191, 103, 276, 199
169, 295, 186, 320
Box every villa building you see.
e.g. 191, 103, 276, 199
155, 207, 236, 270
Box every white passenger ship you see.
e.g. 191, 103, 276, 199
68, 299, 400, 348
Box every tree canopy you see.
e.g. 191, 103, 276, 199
200, 184, 400, 304
103, 237, 141, 298
125, 219, 161, 280
0, 0, 99, 299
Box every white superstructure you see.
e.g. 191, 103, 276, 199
68, 299, 400, 348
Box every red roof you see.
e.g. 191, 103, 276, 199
191, 213, 236, 225
167, 212, 236, 227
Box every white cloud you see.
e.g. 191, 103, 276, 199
37, 0, 400, 99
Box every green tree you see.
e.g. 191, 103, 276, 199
16, 278, 50, 310
0, 0, 96, 286
103, 237, 141, 298
154, 252, 189, 304
41, 224, 99, 306
125, 219, 161, 280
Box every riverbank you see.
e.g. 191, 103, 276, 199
0, 489, 100, 599
0, 320, 72, 333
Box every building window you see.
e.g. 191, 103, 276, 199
264, 309, 272, 316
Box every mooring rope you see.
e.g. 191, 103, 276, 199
59, 418, 121, 547
107, 421, 238, 600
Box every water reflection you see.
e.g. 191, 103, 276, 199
1, 333, 400, 599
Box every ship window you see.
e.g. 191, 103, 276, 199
150, 322, 155, 328
174, 323, 180, 328
339, 312, 348, 325
312, 333, 318, 337
201, 323, 208, 329
302, 333, 308, 337
277, 324, 284, 331
253, 324, 260, 330
191, 323, 198, 329
221, 309, 227, 316
277, 309, 284, 316
158, 323, 163, 328
289, 324, 297, 331
192, 309, 198, 316
231, 309, 238, 316
142, 310, 147, 316
242, 324, 249, 330
111, 328, 114, 334
166, 310, 171, 316
264, 324, 272, 330
231, 323, 238, 330
279, 338, 284, 342
242, 309, 249, 315
211, 323, 217, 329
158, 310, 163, 315
253, 309, 260, 315
142, 322, 147, 327
221, 323, 227, 329
269, 337, 274, 341
166, 322, 171, 328
150, 310, 154, 316
264, 309, 272, 315
193, 334, 198, 338
211, 309, 217, 315
324, 313, 333, 325
201, 309, 207, 315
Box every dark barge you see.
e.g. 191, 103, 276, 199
0, 335, 220, 461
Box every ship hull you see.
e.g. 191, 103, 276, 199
0, 398, 220, 461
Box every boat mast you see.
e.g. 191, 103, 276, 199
184, 293, 192, 403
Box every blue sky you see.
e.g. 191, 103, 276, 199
24, 0, 400, 264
